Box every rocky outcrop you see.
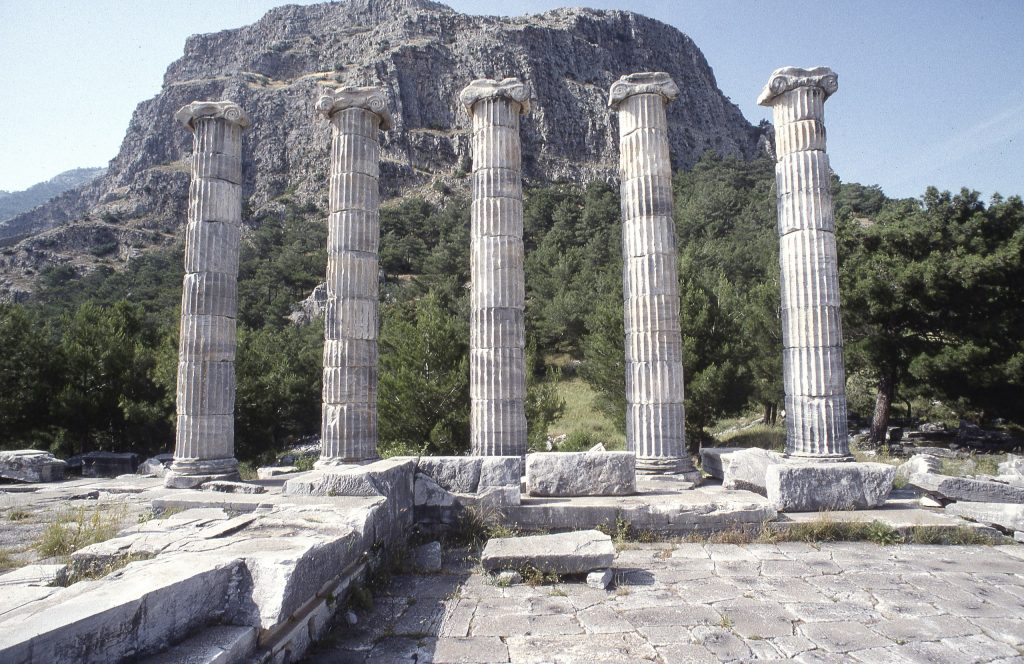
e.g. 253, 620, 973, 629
0, 0, 761, 300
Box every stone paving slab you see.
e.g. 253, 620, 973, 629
304, 542, 1024, 663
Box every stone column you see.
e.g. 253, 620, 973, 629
609, 73, 699, 480
758, 66, 850, 459
460, 78, 530, 457
166, 101, 250, 489
315, 86, 392, 467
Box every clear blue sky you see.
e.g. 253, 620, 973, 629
1, 0, 1021, 200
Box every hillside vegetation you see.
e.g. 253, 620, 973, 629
1, 153, 1021, 461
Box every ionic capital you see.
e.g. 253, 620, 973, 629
608, 72, 679, 109
175, 101, 251, 131
758, 66, 838, 106
460, 78, 531, 115
316, 86, 394, 130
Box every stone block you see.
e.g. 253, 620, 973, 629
144, 625, 256, 664
722, 447, 785, 494
526, 451, 636, 497
481, 530, 614, 574
998, 455, 1024, 478
766, 462, 896, 512
908, 472, 1024, 504
82, 451, 139, 478
698, 447, 738, 480
896, 454, 942, 481
0, 450, 66, 483
201, 480, 266, 494
256, 466, 298, 479
587, 568, 614, 589
414, 473, 457, 508
416, 457, 483, 493
479, 456, 522, 487
411, 541, 442, 573
283, 457, 414, 499
945, 502, 1024, 532
476, 485, 521, 508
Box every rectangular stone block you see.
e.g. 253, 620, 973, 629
472, 167, 522, 200
192, 151, 242, 184
784, 394, 849, 457
0, 450, 66, 483
328, 210, 379, 254
472, 197, 524, 237
323, 339, 377, 368
625, 330, 683, 364
189, 179, 241, 223
783, 346, 846, 397
470, 269, 525, 309
945, 502, 1024, 532
526, 451, 636, 496
181, 272, 237, 317
283, 457, 414, 498
193, 118, 243, 157
777, 190, 835, 235
774, 118, 827, 155
321, 403, 376, 448
698, 447, 738, 480
416, 457, 483, 493
776, 151, 831, 196
621, 215, 676, 258
781, 305, 842, 349
471, 307, 524, 349
480, 456, 523, 487
331, 106, 381, 139
330, 132, 379, 178
470, 96, 520, 130
322, 365, 376, 404
623, 293, 681, 334
620, 175, 673, 220
722, 447, 786, 494
326, 252, 378, 299
184, 221, 240, 276
471, 125, 521, 170
622, 252, 679, 299
177, 360, 235, 415
329, 172, 379, 213
176, 414, 233, 457
626, 360, 685, 404
179, 314, 236, 362
766, 462, 896, 512
324, 297, 377, 340
618, 128, 672, 180
470, 348, 526, 400
909, 473, 1024, 504
481, 530, 614, 574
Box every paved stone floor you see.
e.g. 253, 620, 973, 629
305, 542, 1024, 664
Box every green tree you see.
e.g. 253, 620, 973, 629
0, 304, 59, 448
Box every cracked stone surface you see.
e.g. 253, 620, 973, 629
304, 542, 1024, 663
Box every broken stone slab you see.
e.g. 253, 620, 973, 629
81, 451, 140, 478
945, 502, 1024, 533
586, 568, 614, 589
256, 466, 299, 479
998, 455, 1024, 478
283, 457, 414, 498
414, 473, 457, 508
920, 495, 945, 508
0, 450, 66, 483
526, 452, 635, 497
0, 564, 66, 587
766, 462, 896, 512
137, 457, 170, 478
481, 530, 614, 575
908, 472, 1024, 504
722, 447, 785, 494
698, 447, 739, 480
896, 454, 942, 481
201, 480, 267, 494
415, 456, 522, 493
411, 541, 442, 573
476, 485, 521, 508
143, 625, 257, 664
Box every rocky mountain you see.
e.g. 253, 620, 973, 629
0, 168, 105, 230
0, 0, 764, 300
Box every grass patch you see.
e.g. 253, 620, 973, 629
941, 453, 1005, 478
715, 424, 785, 452
548, 377, 625, 450
8, 509, 31, 522
0, 548, 18, 570
237, 461, 258, 481
34, 506, 127, 560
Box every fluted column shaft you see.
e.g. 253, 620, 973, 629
316, 87, 392, 465
461, 78, 530, 457
609, 73, 698, 479
168, 101, 250, 485
759, 67, 850, 459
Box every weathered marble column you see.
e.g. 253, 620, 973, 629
460, 78, 529, 457
167, 101, 250, 489
316, 86, 392, 466
759, 67, 850, 459
609, 73, 699, 480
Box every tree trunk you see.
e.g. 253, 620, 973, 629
870, 371, 895, 446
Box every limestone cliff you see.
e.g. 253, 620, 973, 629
0, 0, 763, 299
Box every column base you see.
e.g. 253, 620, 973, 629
314, 456, 380, 470
164, 457, 240, 489
635, 456, 702, 482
